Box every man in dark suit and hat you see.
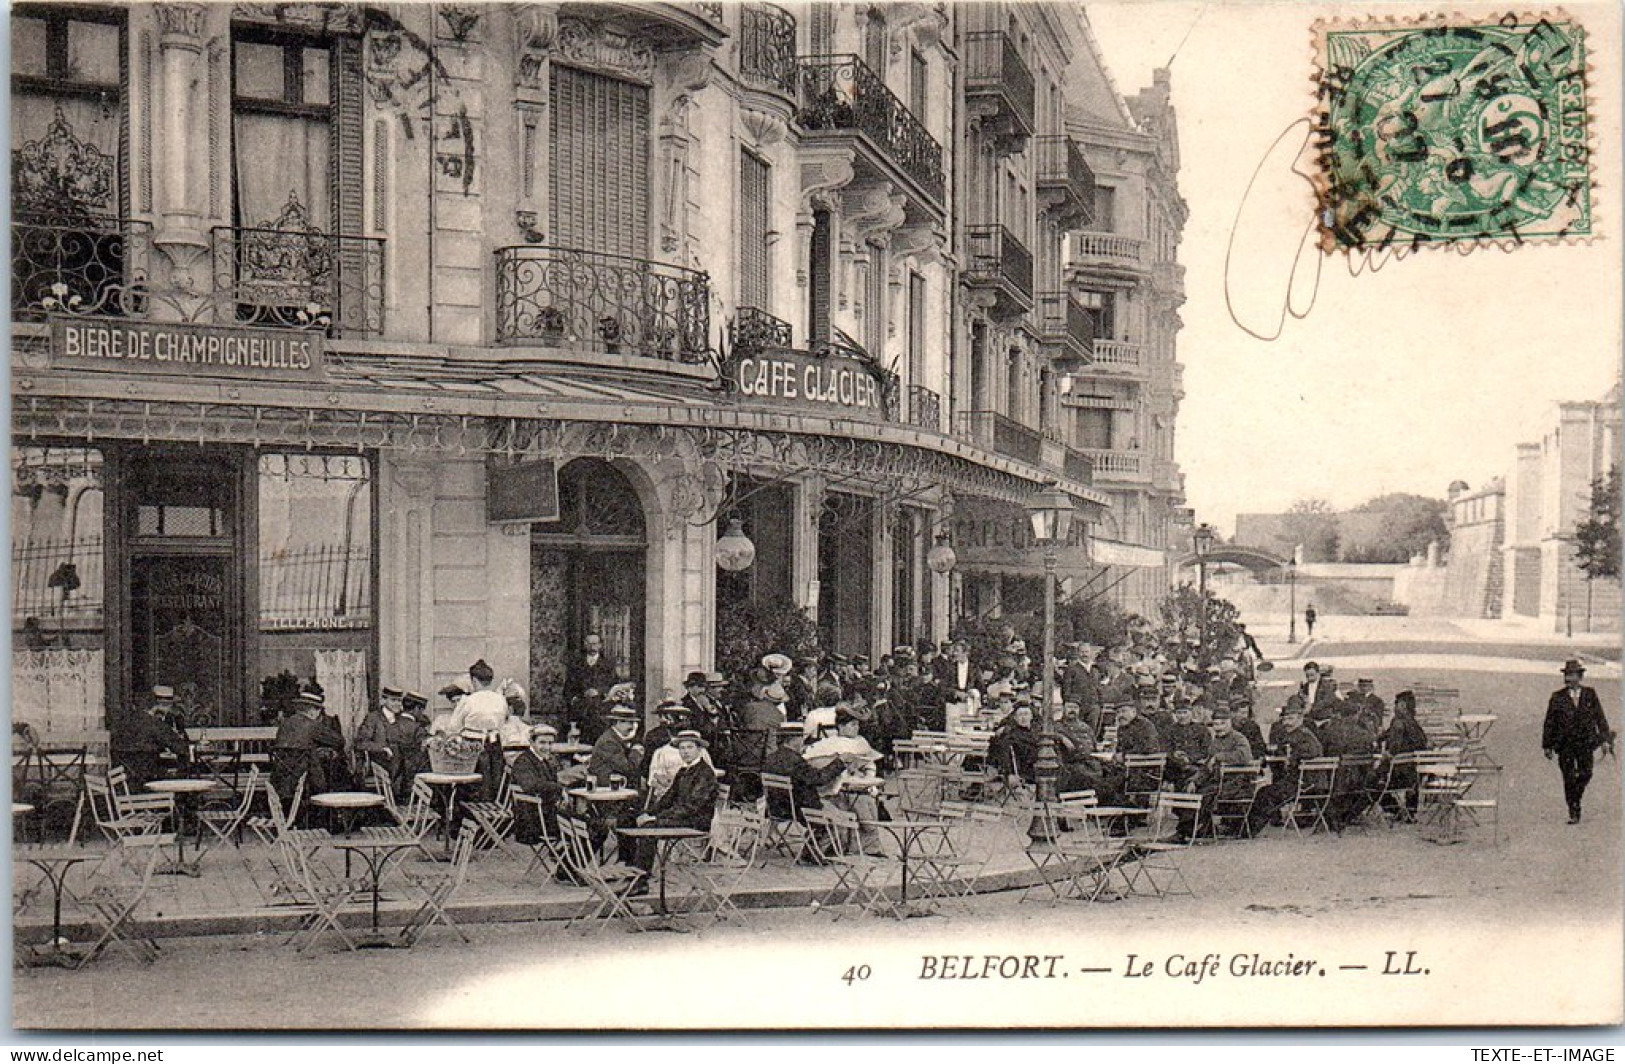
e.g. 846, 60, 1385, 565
112, 685, 192, 788
1543, 659, 1614, 824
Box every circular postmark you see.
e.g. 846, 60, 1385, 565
1317, 17, 1591, 249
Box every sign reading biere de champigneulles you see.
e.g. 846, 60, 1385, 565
48, 317, 326, 383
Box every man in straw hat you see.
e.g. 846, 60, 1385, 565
1543, 659, 1615, 824
112, 684, 192, 788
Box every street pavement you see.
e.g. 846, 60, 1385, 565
12, 617, 1622, 1031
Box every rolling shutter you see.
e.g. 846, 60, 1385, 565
550, 65, 649, 258
808, 208, 832, 342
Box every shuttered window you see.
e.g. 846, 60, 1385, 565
808, 208, 832, 342
865, 244, 886, 355
550, 65, 649, 258
738, 150, 771, 310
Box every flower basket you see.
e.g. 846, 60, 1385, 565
426, 735, 483, 775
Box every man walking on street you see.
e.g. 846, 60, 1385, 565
1542, 659, 1614, 824
1304, 603, 1317, 638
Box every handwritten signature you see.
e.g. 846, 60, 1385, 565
1224, 119, 1481, 342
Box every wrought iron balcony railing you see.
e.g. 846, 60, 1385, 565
739, 2, 798, 98
1036, 291, 1095, 366
12, 213, 152, 321
906, 384, 943, 432
965, 31, 1036, 148
494, 244, 711, 362
964, 224, 1034, 311
1036, 136, 1095, 227
956, 409, 1043, 466
797, 54, 945, 206
212, 226, 384, 336
730, 305, 793, 352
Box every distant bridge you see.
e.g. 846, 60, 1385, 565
1170, 545, 1291, 573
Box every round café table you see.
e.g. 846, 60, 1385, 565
311, 791, 387, 872
415, 772, 484, 859
16, 847, 105, 966
858, 818, 950, 917
614, 825, 709, 930
146, 778, 224, 874
13, 802, 36, 845
322, 828, 426, 944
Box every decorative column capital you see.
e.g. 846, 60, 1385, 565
155, 3, 207, 48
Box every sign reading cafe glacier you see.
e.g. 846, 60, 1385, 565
733, 349, 887, 420
48, 317, 327, 383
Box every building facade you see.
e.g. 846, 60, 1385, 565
1501, 382, 1621, 632
10, 2, 1186, 745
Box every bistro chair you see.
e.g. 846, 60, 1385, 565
800, 807, 897, 920
1122, 753, 1167, 808
677, 807, 764, 926
462, 772, 520, 860
76, 833, 172, 968
1211, 763, 1266, 839
1121, 791, 1202, 899
199, 765, 264, 848
1280, 757, 1339, 836
509, 792, 566, 883
398, 822, 479, 947
558, 815, 646, 929
276, 834, 364, 954
83, 774, 170, 845
758, 772, 809, 863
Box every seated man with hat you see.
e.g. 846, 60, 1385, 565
805, 703, 886, 854
112, 684, 193, 789
678, 671, 726, 747
510, 723, 565, 846
586, 703, 645, 863
355, 686, 428, 801
763, 722, 847, 825
272, 688, 346, 814
646, 699, 715, 803
630, 730, 719, 877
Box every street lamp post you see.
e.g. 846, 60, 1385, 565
1025, 489, 1075, 820
1193, 523, 1215, 665
1287, 558, 1298, 643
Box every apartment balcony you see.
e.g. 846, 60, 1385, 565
798, 54, 945, 214
1062, 446, 1094, 485
730, 305, 794, 352
964, 31, 1035, 154
1035, 291, 1094, 371
1035, 136, 1095, 228
906, 384, 943, 433
1068, 340, 1146, 383
956, 409, 1042, 466
1067, 231, 1148, 280
1077, 449, 1151, 483
12, 212, 152, 322
558, 2, 728, 49
738, 2, 798, 101
212, 225, 385, 336
493, 244, 711, 363
963, 224, 1033, 321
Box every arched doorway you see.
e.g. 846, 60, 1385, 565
529, 459, 646, 720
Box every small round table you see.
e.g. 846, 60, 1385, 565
859, 818, 950, 917
415, 772, 483, 858
614, 825, 709, 929
322, 829, 426, 943
17, 847, 106, 966
311, 791, 387, 871
146, 778, 223, 873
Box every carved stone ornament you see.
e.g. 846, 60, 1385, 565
232, 3, 361, 34
155, 3, 207, 42
799, 147, 856, 212
438, 4, 480, 42
889, 222, 944, 266
556, 16, 655, 81
841, 184, 906, 247
513, 3, 560, 53
739, 106, 785, 148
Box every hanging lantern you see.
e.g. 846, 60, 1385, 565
714, 517, 756, 572
926, 533, 957, 574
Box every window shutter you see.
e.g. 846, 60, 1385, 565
808, 208, 832, 341
738, 151, 770, 310
550, 65, 649, 257
331, 35, 365, 236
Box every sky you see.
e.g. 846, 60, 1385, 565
1087, 1, 1623, 536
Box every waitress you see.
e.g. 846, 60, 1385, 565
446, 659, 512, 801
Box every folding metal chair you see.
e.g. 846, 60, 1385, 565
1122, 753, 1167, 808
1121, 792, 1200, 898
83, 774, 170, 845
248, 775, 304, 846
678, 808, 764, 925
559, 816, 646, 929
398, 822, 478, 946
200, 765, 264, 848
1020, 793, 1127, 905
277, 834, 363, 953
1453, 764, 1503, 845
462, 772, 521, 859
1373, 751, 1424, 825
382, 775, 442, 842
76, 833, 171, 968
894, 768, 946, 818
1211, 763, 1265, 839
801, 807, 898, 919
1280, 757, 1339, 836
510, 792, 566, 881
759, 772, 810, 863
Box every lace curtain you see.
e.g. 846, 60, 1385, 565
11, 649, 104, 738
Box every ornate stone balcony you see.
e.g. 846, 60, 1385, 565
1068, 231, 1148, 279
1077, 448, 1150, 483
1035, 291, 1094, 370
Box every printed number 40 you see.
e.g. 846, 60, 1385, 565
842, 965, 872, 985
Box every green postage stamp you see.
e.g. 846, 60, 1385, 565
1315, 14, 1591, 250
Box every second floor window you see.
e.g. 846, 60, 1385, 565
232, 31, 334, 236
738, 150, 771, 311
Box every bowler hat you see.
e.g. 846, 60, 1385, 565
684, 671, 708, 687
151, 685, 175, 701
1562, 659, 1587, 675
